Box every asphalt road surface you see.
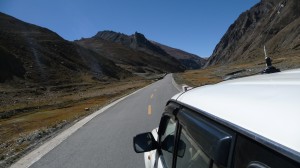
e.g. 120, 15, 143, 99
26, 74, 180, 168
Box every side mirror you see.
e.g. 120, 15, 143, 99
133, 132, 158, 153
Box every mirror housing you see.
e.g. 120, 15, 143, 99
133, 132, 158, 153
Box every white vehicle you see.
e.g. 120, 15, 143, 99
133, 69, 300, 168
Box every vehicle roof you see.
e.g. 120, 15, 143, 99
172, 68, 300, 155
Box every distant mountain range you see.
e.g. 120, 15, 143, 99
206, 0, 300, 66
75, 31, 206, 73
75, 31, 183, 74
0, 12, 205, 85
152, 41, 207, 69
5, 0, 297, 86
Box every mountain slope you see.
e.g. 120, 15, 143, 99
152, 42, 206, 69
0, 12, 130, 85
94, 31, 170, 56
0, 46, 26, 82
206, 0, 300, 66
75, 31, 185, 73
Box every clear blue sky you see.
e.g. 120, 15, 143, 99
0, 0, 259, 57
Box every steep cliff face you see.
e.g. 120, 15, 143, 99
206, 0, 300, 66
0, 13, 130, 84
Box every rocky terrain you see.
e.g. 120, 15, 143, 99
206, 0, 300, 67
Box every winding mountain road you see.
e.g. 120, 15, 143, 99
12, 74, 180, 168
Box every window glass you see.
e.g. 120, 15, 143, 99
176, 128, 210, 168
212, 163, 221, 168
160, 118, 177, 168
247, 161, 270, 168
234, 135, 300, 168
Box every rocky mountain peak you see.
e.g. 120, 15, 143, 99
94, 30, 128, 43
92, 30, 169, 56
133, 32, 147, 41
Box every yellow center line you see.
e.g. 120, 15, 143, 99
150, 94, 154, 99
148, 105, 152, 115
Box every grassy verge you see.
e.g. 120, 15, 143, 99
174, 67, 223, 87
175, 55, 300, 87
0, 78, 151, 167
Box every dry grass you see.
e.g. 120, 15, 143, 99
0, 77, 150, 167
175, 53, 300, 87
174, 67, 223, 87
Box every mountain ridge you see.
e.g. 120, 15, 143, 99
0, 12, 130, 85
94, 31, 170, 57
206, 0, 300, 67
152, 41, 206, 70
0, 11, 206, 85
76, 30, 205, 73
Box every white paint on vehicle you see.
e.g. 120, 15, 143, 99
174, 68, 300, 154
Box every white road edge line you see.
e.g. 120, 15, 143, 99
10, 86, 147, 168
171, 73, 182, 92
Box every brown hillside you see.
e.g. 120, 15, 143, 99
206, 0, 300, 67
153, 41, 206, 70
0, 12, 130, 85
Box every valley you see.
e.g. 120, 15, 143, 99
1, 0, 300, 167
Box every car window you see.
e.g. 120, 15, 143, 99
176, 128, 210, 168
160, 117, 177, 168
234, 135, 300, 168
247, 161, 270, 168
177, 107, 234, 167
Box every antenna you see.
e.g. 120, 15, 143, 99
263, 45, 268, 58
261, 1, 284, 74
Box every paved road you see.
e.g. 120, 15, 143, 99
28, 74, 180, 168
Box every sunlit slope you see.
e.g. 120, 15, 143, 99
206, 0, 300, 66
